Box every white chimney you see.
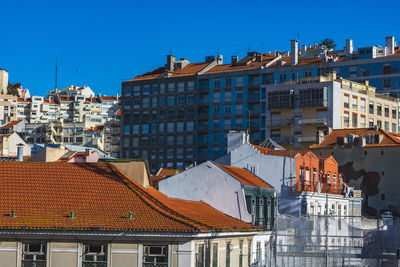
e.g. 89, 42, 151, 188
291, 40, 298, 66
386, 36, 395, 55
227, 131, 249, 153
302, 45, 307, 52
345, 39, 353, 57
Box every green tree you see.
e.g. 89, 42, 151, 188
319, 38, 336, 49
7, 82, 21, 96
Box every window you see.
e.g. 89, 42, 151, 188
352, 97, 357, 110
226, 242, 231, 267
360, 116, 366, 128
187, 95, 194, 104
212, 243, 218, 267
214, 79, 220, 89
143, 245, 168, 266
385, 121, 389, 131
383, 79, 391, 89
177, 95, 185, 105
352, 113, 357, 127
226, 78, 232, 88
344, 113, 349, 127
383, 64, 392, 74
256, 242, 261, 262
385, 106, 390, 117
299, 168, 304, 183
313, 169, 317, 182
344, 95, 349, 109
76, 137, 83, 143
197, 244, 204, 267
82, 244, 107, 267
327, 172, 330, 184
22, 243, 47, 266
377, 104, 382, 116
305, 169, 310, 184
167, 96, 175, 106
248, 240, 252, 266
369, 103, 374, 114
392, 123, 397, 133
360, 99, 366, 112
236, 76, 244, 87
333, 174, 336, 185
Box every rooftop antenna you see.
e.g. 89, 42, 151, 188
260, 42, 264, 53
236, 46, 240, 55
54, 54, 58, 90
296, 32, 300, 40
169, 48, 172, 55
216, 47, 220, 55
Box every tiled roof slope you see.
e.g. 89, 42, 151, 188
156, 168, 182, 177
132, 63, 209, 81
144, 187, 255, 230
311, 127, 400, 149
253, 145, 309, 157
0, 120, 21, 128
0, 162, 257, 232
217, 164, 273, 189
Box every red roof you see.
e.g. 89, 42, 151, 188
132, 63, 210, 81
1, 120, 22, 128
100, 96, 119, 101
0, 162, 257, 232
253, 145, 309, 158
156, 168, 183, 177
115, 109, 121, 116
311, 127, 400, 149
85, 126, 104, 131
217, 164, 273, 189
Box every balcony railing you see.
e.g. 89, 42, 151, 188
297, 136, 317, 143
298, 117, 329, 125
266, 119, 294, 127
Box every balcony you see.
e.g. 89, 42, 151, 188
297, 136, 317, 143
267, 118, 294, 127
271, 136, 293, 144
298, 117, 329, 125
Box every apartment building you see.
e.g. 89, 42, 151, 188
264, 72, 399, 148
121, 36, 400, 171
0, 94, 17, 125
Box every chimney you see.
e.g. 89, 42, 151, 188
345, 39, 353, 57
231, 55, 238, 64
275, 50, 279, 57
166, 55, 176, 71
291, 40, 298, 65
205, 56, 216, 63
302, 45, 307, 52
17, 143, 24, 162
85, 148, 91, 156
217, 55, 223, 65
386, 36, 395, 55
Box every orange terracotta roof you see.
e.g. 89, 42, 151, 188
0, 162, 257, 232
43, 99, 56, 104
132, 63, 210, 81
100, 96, 119, 101
217, 164, 273, 189
204, 54, 277, 74
85, 126, 104, 131
1, 120, 22, 128
144, 187, 255, 230
311, 127, 400, 149
17, 97, 31, 103
115, 109, 121, 116
85, 97, 101, 103
156, 168, 183, 177
59, 96, 74, 102
253, 145, 309, 157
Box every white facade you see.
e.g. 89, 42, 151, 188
159, 161, 253, 223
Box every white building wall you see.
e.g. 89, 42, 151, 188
159, 161, 253, 223
216, 143, 298, 214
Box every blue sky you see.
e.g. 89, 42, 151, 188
1, 0, 399, 96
